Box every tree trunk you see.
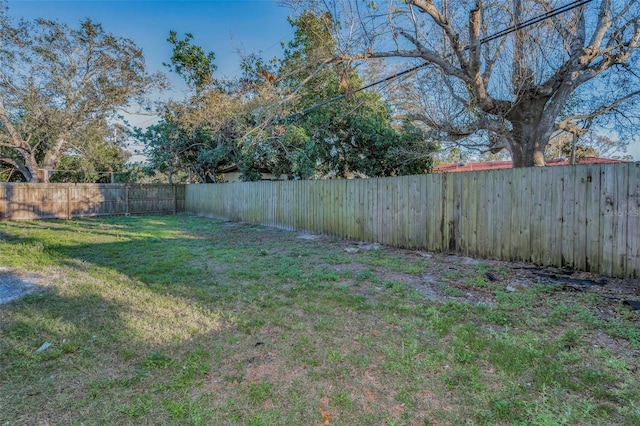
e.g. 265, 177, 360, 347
509, 137, 546, 168
41, 133, 69, 182
0, 98, 43, 182
570, 132, 578, 165
167, 163, 174, 184
23, 154, 42, 182
507, 96, 551, 168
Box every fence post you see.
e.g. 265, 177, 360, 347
173, 184, 177, 214
66, 184, 71, 220
125, 184, 129, 216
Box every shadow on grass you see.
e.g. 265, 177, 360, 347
0, 216, 250, 424
1, 215, 362, 424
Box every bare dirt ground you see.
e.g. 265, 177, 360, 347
328, 236, 640, 307
405, 250, 639, 305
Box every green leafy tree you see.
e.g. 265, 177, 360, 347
164, 31, 217, 93
145, 13, 435, 183
277, 11, 437, 178
49, 121, 131, 183
0, 13, 164, 182
148, 31, 280, 182
132, 118, 186, 184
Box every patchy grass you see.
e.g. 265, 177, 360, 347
0, 215, 639, 425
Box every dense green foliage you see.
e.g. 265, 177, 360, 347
274, 12, 437, 179
137, 11, 437, 182
0, 13, 162, 182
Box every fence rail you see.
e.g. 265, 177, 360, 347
0, 183, 185, 220
185, 162, 640, 278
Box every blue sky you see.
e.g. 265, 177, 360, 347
6, 1, 294, 86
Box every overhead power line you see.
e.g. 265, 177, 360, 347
280, 0, 593, 122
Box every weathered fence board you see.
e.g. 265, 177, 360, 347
628, 163, 640, 275
184, 162, 640, 278
0, 183, 184, 220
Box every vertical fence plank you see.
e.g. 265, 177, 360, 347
441, 173, 452, 252
492, 171, 504, 260
415, 175, 428, 249
430, 173, 444, 253
451, 173, 463, 253
396, 177, 405, 247
290, 181, 297, 230
385, 178, 401, 247
333, 180, 341, 237
511, 169, 527, 262
377, 178, 387, 245
627, 163, 640, 277
326, 180, 334, 236
576, 167, 590, 271
313, 181, 321, 235
612, 164, 629, 277
300, 181, 307, 232
408, 175, 419, 248
584, 164, 602, 273
562, 166, 578, 269
460, 172, 470, 256
366, 178, 378, 243
341, 179, 348, 240
600, 164, 616, 276
356, 179, 366, 241
423, 175, 434, 251
298, 180, 304, 231
529, 168, 542, 264
0, 185, 6, 219
475, 171, 488, 257
499, 170, 512, 261
489, 172, 499, 260
466, 172, 478, 257
305, 181, 312, 232
541, 167, 558, 266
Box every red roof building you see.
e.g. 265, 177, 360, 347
432, 157, 626, 173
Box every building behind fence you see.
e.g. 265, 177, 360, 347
185, 162, 640, 278
0, 183, 185, 220
1, 163, 638, 278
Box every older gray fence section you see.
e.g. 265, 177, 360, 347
185, 162, 640, 278
0, 183, 186, 220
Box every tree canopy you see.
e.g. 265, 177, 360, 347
284, 0, 640, 167
0, 13, 164, 182
140, 10, 437, 183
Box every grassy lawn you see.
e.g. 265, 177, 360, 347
1, 215, 639, 425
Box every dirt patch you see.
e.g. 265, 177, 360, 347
343, 242, 640, 306
0, 267, 45, 305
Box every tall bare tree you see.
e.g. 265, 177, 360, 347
0, 11, 164, 182
284, 0, 640, 167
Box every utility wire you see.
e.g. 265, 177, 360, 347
279, 0, 593, 122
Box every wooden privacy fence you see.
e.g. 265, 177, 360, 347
185, 162, 640, 278
0, 183, 186, 220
